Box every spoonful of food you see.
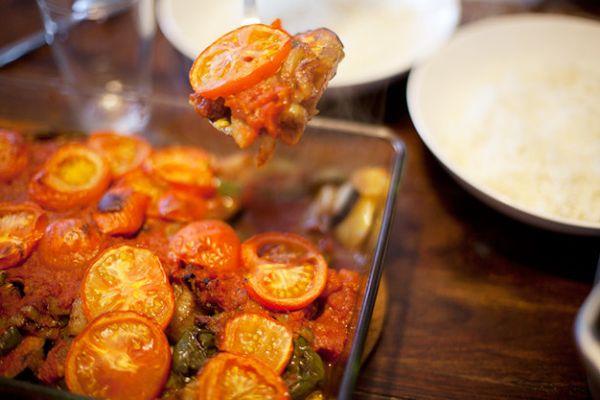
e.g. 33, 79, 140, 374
188, 13, 344, 165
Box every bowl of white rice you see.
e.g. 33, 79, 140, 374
407, 13, 600, 235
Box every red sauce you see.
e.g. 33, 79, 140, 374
0, 132, 365, 395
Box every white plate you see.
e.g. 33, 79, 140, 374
407, 14, 600, 235
157, 0, 460, 91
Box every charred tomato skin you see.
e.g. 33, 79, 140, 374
93, 187, 150, 236
113, 168, 167, 218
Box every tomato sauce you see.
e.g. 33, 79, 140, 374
0, 132, 366, 398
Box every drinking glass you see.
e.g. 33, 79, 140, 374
36, 0, 156, 133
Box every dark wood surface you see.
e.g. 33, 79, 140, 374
1, 1, 599, 399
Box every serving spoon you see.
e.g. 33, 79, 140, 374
242, 0, 260, 25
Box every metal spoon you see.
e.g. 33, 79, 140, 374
242, 0, 260, 25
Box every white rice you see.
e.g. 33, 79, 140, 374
438, 63, 600, 224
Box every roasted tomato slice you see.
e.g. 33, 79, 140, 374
38, 217, 104, 270
196, 353, 290, 400
242, 232, 328, 311
220, 312, 293, 374
169, 220, 240, 272
114, 168, 167, 218
81, 245, 175, 328
189, 23, 292, 100
93, 187, 150, 236
157, 189, 207, 222
0, 129, 28, 181
28, 144, 111, 210
0, 202, 47, 269
87, 131, 152, 177
65, 311, 171, 400
144, 146, 216, 195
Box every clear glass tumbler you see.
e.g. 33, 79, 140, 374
36, 0, 156, 133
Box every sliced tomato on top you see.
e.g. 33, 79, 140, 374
65, 311, 171, 400
28, 144, 111, 210
0, 202, 48, 269
87, 131, 152, 178
220, 312, 293, 374
0, 129, 28, 181
93, 187, 150, 236
38, 217, 104, 270
196, 352, 290, 400
169, 220, 240, 272
143, 146, 216, 196
81, 245, 175, 329
189, 23, 292, 99
242, 232, 328, 311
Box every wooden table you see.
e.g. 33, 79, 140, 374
1, 1, 599, 399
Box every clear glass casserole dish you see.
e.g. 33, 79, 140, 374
0, 75, 404, 399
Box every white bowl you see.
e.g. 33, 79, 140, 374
407, 14, 600, 235
157, 0, 460, 92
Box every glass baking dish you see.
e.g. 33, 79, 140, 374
0, 75, 405, 399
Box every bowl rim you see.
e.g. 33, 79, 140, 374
406, 13, 600, 236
